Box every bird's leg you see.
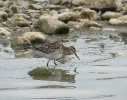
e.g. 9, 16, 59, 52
47, 59, 50, 67
54, 60, 57, 65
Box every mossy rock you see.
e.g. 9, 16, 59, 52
12, 32, 46, 46
12, 37, 31, 46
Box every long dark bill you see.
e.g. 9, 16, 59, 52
74, 52, 80, 60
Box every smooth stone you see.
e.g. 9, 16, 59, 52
77, 8, 98, 20
59, 11, 77, 23
109, 15, 127, 25
40, 18, 69, 34
22, 32, 46, 43
16, 21, 30, 27
101, 11, 123, 20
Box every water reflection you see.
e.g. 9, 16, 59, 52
28, 67, 75, 83
35, 85, 75, 89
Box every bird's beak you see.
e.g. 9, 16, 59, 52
74, 52, 80, 60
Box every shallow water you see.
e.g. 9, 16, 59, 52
0, 23, 127, 100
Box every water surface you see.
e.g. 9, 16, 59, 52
0, 23, 127, 100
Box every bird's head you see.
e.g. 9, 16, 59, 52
68, 46, 80, 60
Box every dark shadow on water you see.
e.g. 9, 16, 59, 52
28, 67, 75, 83
96, 76, 127, 80
35, 85, 75, 89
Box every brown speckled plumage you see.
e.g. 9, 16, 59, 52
33, 42, 80, 67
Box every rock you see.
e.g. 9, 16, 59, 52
60, 0, 72, 7
43, 5, 66, 10
120, 4, 127, 15
29, 4, 43, 10
22, 32, 46, 43
12, 32, 46, 45
109, 15, 127, 25
3, 1, 13, 8
49, 0, 61, 5
118, 15, 127, 22
39, 10, 59, 20
72, 0, 87, 6
31, 18, 39, 29
109, 34, 121, 42
0, 1, 3, 7
14, 27, 31, 35
115, 0, 123, 11
67, 21, 84, 29
90, 0, 116, 11
90, 26, 102, 31
109, 18, 123, 25
12, 37, 31, 46
0, 11, 8, 21
0, 28, 10, 37
13, 13, 30, 20
10, 5, 21, 13
111, 52, 126, 57
29, 12, 40, 18
118, 32, 127, 40
77, 8, 98, 20
40, 18, 69, 34
101, 11, 122, 20
16, 21, 30, 27
77, 19, 89, 23
72, 0, 117, 11
73, 6, 85, 11
84, 20, 102, 28
59, 11, 77, 23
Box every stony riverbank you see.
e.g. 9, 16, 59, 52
0, 0, 127, 46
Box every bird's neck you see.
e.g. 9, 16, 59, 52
62, 46, 71, 56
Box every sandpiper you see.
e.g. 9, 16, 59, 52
33, 42, 80, 67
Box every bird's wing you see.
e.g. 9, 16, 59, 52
33, 42, 61, 54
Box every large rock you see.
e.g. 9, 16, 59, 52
109, 19, 123, 25
101, 11, 123, 20
12, 32, 46, 45
59, 11, 77, 23
22, 32, 46, 43
90, 0, 116, 10
40, 18, 69, 34
109, 15, 127, 25
72, 0, 117, 11
77, 8, 98, 20
0, 11, 8, 21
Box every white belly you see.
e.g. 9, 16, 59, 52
34, 50, 62, 60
